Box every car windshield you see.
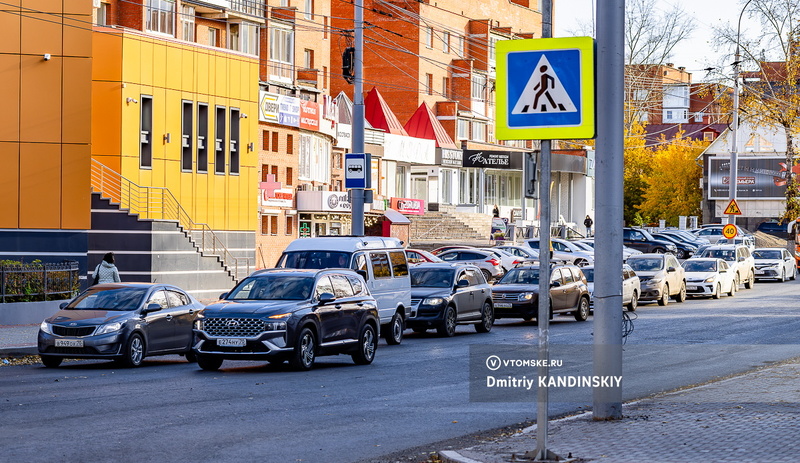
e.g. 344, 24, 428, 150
499, 268, 541, 284
228, 275, 314, 300
278, 251, 352, 269
683, 261, 717, 272
582, 268, 594, 282
69, 287, 148, 311
627, 258, 664, 272
699, 249, 735, 261
410, 268, 454, 288
753, 250, 782, 259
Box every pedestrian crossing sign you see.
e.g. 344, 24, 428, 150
496, 37, 595, 140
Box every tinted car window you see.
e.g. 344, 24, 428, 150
370, 252, 391, 278
683, 260, 717, 272
439, 252, 458, 262
279, 251, 352, 269
229, 275, 314, 300
330, 274, 354, 298
389, 251, 409, 277
410, 268, 454, 288
582, 268, 595, 282
459, 252, 485, 260
148, 290, 169, 309
315, 276, 334, 298
562, 268, 575, 283
465, 269, 481, 286
347, 275, 365, 295
166, 290, 189, 307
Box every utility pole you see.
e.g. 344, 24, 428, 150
593, 0, 624, 420
351, 0, 366, 235
728, 0, 753, 227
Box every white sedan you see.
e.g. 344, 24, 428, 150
753, 248, 796, 282
681, 258, 737, 299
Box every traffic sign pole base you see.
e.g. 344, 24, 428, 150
514, 448, 576, 462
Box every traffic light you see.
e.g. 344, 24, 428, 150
342, 47, 355, 84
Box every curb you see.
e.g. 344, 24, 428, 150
0, 346, 38, 358
439, 450, 486, 463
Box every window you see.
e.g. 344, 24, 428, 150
229, 108, 240, 175
272, 132, 279, 152
456, 35, 465, 57
271, 165, 279, 178
287, 134, 294, 154
260, 215, 270, 234
395, 165, 406, 197
472, 74, 486, 101
425, 27, 433, 48
261, 164, 269, 182
388, 251, 408, 277
146, 0, 175, 35
323, 17, 328, 39
441, 169, 452, 204
471, 120, 486, 142
140, 95, 153, 168
197, 103, 208, 172
269, 25, 294, 81
229, 24, 240, 51
457, 119, 469, 140
286, 215, 294, 235
330, 275, 354, 298
304, 49, 314, 69
304, 0, 314, 20
97, 2, 110, 26
286, 167, 294, 185
694, 112, 704, 123
271, 215, 278, 235
181, 100, 193, 171
442, 77, 449, 97
214, 106, 226, 174
425, 73, 433, 95
703, 132, 714, 141
323, 65, 328, 89
442, 31, 450, 53
181, 5, 195, 41
208, 27, 218, 47
262, 130, 270, 151
238, 22, 259, 55
370, 252, 391, 278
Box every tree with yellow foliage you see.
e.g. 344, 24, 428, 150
623, 121, 654, 225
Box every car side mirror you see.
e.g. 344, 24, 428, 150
719, 269, 727, 273
59, 302, 68, 309
457, 279, 469, 287
219, 292, 228, 300
317, 292, 336, 304
667, 267, 676, 273
356, 269, 368, 280
142, 303, 162, 314
550, 280, 561, 287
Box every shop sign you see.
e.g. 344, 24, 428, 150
391, 197, 425, 215
462, 150, 523, 169
262, 188, 294, 208
299, 100, 320, 131
259, 91, 280, 123
436, 148, 463, 167
299, 221, 312, 237
336, 124, 352, 149
323, 191, 352, 212
279, 95, 300, 127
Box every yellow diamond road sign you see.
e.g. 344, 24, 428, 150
724, 199, 742, 215
496, 37, 595, 140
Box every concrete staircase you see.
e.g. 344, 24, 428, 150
410, 210, 492, 243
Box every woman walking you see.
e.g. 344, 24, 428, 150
93, 252, 121, 285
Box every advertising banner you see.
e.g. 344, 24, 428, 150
391, 197, 425, 215
707, 156, 789, 200
299, 100, 320, 131
462, 150, 524, 169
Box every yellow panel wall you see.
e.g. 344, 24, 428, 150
0, 142, 20, 228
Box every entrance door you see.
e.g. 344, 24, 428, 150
411, 175, 426, 202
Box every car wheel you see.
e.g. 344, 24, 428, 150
119, 333, 145, 368
196, 354, 223, 371
780, 268, 786, 282
712, 283, 721, 299
185, 350, 197, 363
475, 301, 494, 333
40, 355, 62, 368
481, 269, 492, 282
437, 306, 457, 337
791, 268, 797, 280
657, 284, 669, 306
574, 258, 588, 267
573, 297, 590, 321
352, 323, 378, 365
728, 281, 736, 297
384, 313, 404, 345
677, 249, 688, 259
744, 271, 755, 289
626, 291, 638, 312
290, 327, 316, 371
674, 282, 687, 303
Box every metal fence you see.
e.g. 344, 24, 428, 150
1, 261, 80, 303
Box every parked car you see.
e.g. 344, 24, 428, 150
523, 238, 595, 266
437, 248, 505, 282
626, 253, 686, 306
581, 264, 641, 311
38, 283, 204, 368
756, 220, 790, 239
681, 258, 737, 298
691, 225, 752, 244
491, 264, 591, 322
652, 233, 698, 259
494, 245, 540, 262
479, 247, 534, 271
715, 235, 756, 252
276, 236, 410, 345
405, 248, 443, 264
192, 268, 379, 371
407, 263, 494, 336
578, 238, 642, 261
659, 229, 711, 248
430, 245, 472, 255
694, 244, 756, 289
622, 228, 678, 254
752, 247, 796, 282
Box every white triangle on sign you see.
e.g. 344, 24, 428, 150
511, 55, 577, 115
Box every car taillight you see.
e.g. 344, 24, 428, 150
513, 259, 523, 265
487, 258, 500, 267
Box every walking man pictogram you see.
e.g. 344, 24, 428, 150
527, 65, 566, 113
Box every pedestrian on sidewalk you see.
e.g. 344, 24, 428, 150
584, 215, 594, 237
493, 204, 500, 218
92, 252, 121, 285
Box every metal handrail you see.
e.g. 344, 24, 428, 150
90, 159, 251, 281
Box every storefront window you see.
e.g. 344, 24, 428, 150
441, 170, 453, 204
395, 165, 407, 197
459, 169, 476, 204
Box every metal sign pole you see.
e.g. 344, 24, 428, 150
351, 0, 366, 236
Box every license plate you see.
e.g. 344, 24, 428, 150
217, 338, 246, 347
55, 339, 84, 348
494, 302, 513, 308
755, 271, 765, 275
686, 285, 697, 290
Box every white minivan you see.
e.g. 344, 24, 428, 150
277, 236, 412, 345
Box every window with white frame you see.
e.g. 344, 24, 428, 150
269, 24, 294, 81
304, 0, 314, 20
471, 120, 486, 142
97, 2, 110, 26
457, 119, 469, 140
208, 27, 218, 47
181, 5, 195, 42
442, 31, 450, 53
472, 74, 486, 101
459, 169, 476, 204
441, 169, 453, 204
425, 27, 433, 48
488, 34, 502, 67
146, 0, 175, 35
240, 22, 259, 55
456, 35, 465, 57
663, 109, 688, 123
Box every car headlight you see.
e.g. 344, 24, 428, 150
423, 297, 446, 306
648, 278, 664, 284
266, 322, 287, 331
40, 321, 52, 335
194, 319, 204, 330
704, 277, 716, 283
95, 322, 123, 335
519, 292, 535, 301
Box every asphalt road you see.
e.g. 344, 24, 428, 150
2, 278, 799, 463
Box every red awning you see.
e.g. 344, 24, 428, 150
364, 87, 408, 136
404, 102, 459, 150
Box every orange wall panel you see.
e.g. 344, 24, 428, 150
92, 32, 122, 82
19, 143, 61, 229
20, 13, 62, 56
63, 57, 92, 144
21, 0, 59, 13
0, 55, 21, 142
0, 142, 20, 228
61, 144, 90, 229
63, 15, 92, 57
63, 0, 92, 15
0, 7, 21, 55
91, 81, 122, 155
20, 56, 62, 143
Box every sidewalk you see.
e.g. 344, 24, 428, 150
440, 358, 800, 463
0, 324, 39, 358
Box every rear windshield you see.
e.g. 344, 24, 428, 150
278, 251, 353, 269
581, 268, 594, 282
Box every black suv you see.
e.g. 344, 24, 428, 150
623, 228, 678, 254
193, 269, 379, 371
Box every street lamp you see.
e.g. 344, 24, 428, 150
728, 0, 753, 226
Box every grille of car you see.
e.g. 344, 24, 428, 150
52, 326, 96, 337
755, 264, 773, 269
638, 276, 651, 283
493, 293, 520, 300
686, 279, 705, 283
204, 318, 266, 337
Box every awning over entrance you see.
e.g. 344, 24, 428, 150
404, 103, 459, 150
365, 87, 408, 136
